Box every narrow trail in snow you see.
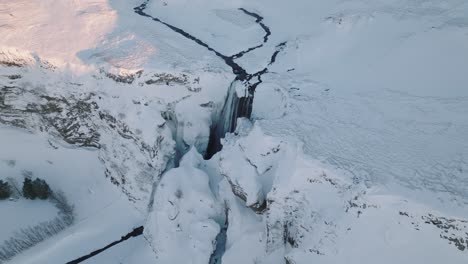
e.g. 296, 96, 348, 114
69, 1, 287, 263
229, 8, 271, 59
135, 0, 248, 81
65, 226, 143, 264
133, 0, 278, 88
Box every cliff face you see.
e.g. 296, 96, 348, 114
1, 0, 468, 263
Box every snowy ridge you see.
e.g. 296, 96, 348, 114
0, 0, 116, 67
0, 41, 228, 262
0, 0, 467, 263
206, 120, 467, 263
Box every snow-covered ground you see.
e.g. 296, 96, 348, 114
0, 199, 58, 243
205, 121, 468, 263
0, 0, 116, 67
1, 0, 467, 263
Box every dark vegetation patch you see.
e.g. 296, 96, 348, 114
144, 72, 188, 86
0, 60, 24, 67
6, 75, 22, 80
22, 178, 51, 200
0, 180, 12, 200
0, 178, 74, 263
399, 211, 468, 251
100, 69, 143, 84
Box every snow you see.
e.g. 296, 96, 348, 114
208, 122, 468, 263
0, 0, 117, 67
0, 125, 118, 218
248, 0, 468, 205
145, 0, 265, 56
218, 122, 284, 207
1, 0, 467, 263
0, 199, 59, 243
321, 195, 468, 264
0, 125, 145, 264
8, 199, 143, 264
144, 149, 222, 264
215, 177, 265, 264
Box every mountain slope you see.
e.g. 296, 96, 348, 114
0, 0, 467, 263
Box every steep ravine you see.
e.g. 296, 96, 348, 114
68, 1, 285, 263
134, 0, 284, 154
134, 0, 278, 159
209, 207, 229, 264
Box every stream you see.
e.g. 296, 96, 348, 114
66, 227, 143, 264
68, 0, 285, 263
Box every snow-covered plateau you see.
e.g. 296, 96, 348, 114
0, 0, 467, 263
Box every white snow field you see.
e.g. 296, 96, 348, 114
0, 0, 467, 263
0, 199, 59, 243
